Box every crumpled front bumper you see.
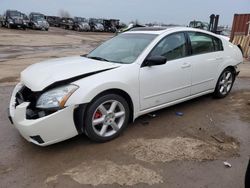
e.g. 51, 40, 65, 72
9, 85, 78, 146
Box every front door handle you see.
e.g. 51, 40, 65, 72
181, 62, 191, 68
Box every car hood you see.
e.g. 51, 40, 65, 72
21, 56, 120, 91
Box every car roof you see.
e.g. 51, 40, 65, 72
126, 26, 225, 39
130, 26, 170, 31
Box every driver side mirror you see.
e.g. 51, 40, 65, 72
144, 56, 167, 67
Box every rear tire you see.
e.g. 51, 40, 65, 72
84, 94, 130, 142
213, 68, 235, 98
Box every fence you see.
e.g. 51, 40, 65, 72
232, 35, 250, 58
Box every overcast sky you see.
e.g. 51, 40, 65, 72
1, 0, 249, 26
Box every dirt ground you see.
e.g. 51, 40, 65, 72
0, 27, 249, 188
0, 27, 113, 85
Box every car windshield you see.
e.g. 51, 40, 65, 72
97, 19, 104, 24
33, 14, 45, 21
77, 17, 87, 22
9, 11, 21, 17
87, 33, 157, 64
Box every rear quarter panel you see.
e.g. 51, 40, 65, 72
215, 37, 243, 84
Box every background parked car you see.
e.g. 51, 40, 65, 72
60, 17, 74, 30
73, 17, 90, 31
45, 16, 60, 27
0, 15, 3, 27
89, 18, 104, 32
103, 19, 119, 32
29, 12, 49, 31
2, 10, 27, 30
21, 13, 29, 27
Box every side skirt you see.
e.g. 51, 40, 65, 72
135, 90, 214, 119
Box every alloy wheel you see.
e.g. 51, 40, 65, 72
92, 100, 126, 137
218, 70, 233, 95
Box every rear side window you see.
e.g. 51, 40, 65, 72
213, 37, 223, 51
188, 32, 223, 55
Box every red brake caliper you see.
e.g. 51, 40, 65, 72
94, 110, 102, 119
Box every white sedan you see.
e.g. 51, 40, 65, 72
9, 27, 243, 146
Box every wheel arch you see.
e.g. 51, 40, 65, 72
237, 44, 243, 55
213, 66, 236, 98
216, 65, 237, 85
73, 88, 135, 135
226, 65, 237, 75
89, 88, 134, 123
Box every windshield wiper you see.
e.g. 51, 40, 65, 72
88, 56, 110, 62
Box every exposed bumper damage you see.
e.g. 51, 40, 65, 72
9, 84, 78, 146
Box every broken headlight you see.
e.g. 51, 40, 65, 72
36, 85, 78, 109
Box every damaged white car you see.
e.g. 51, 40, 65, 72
9, 27, 243, 146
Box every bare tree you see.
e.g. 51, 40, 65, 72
58, 9, 71, 18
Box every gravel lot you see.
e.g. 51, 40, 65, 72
0, 27, 249, 188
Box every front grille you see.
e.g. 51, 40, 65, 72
14, 19, 22, 24
15, 86, 57, 119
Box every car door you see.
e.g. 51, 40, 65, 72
139, 32, 191, 110
187, 32, 224, 95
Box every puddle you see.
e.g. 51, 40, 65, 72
46, 160, 163, 186
123, 137, 239, 163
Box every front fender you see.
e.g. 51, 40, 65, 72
67, 81, 136, 104
65, 65, 140, 119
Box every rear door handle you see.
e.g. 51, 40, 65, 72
181, 62, 191, 68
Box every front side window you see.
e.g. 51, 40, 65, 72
149, 32, 187, 61
188, 32, 223, 55
87, 33, 157, 64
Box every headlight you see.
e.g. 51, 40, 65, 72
36, 85, 78, 109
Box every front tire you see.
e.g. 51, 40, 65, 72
84, 94, 130, 142
7, 23, 12, 29
214, 68, 235, 98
